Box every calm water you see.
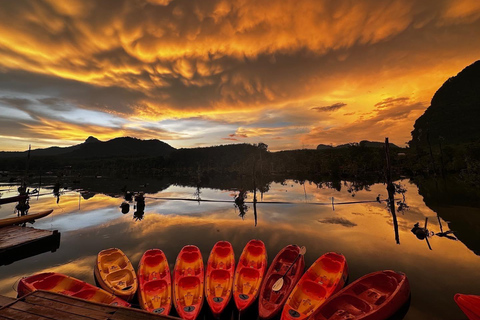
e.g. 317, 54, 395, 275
0, 177, 479, 319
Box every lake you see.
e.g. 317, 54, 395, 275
0, 176, 479, 319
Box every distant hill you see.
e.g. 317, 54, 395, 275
0, 136, 176, 160
410, 60, 480, 148
317, 140, 398, 150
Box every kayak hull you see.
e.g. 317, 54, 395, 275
0, 209, 53, 228
205, 241, 235, 318
281, 252, 348, 320
94, 248, 138, 301
455, 294, 480, 320
233, 239, 267, 313
137, 249, 172, 315
174, 245, 204, 320
17, 272, 130, 307
259, 245, 305, 320
311, 270, 410, 320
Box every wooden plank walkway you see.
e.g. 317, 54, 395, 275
0, 291, 181, 320
0, 226, 60, 266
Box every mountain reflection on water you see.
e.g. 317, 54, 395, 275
0, 175, 479, 320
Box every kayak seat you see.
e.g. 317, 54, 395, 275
144, 279, 168, 294
359, 288, 387, 305
100, 252, 128, 273
247, 244, 264, 256
303, 280, 327, 299
145, 255, 164, 267
321, 258, 341, 273
211, 269, 230, 282
319, 295, 371, 319
105, 269, 135, 290
214, 246, 231, 258
181, 252, 200, 263
72, 289, 97, 300
34, 274, 64, 290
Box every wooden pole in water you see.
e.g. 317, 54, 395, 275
385, 137, 400, 244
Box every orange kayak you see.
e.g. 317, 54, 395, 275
173, 245, 204, 320
281, 252, 348, 320
17, 272, 130, 307
233, 239, 267, 313
311, 270, 410, 320
259, 245, 305, 320
0, 209, 53, 228
455, 294, 480, 320
94, 248, 138, 301
205, 241, 235, 317
137, 249, 172, 315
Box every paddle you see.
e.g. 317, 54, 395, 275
272, 246, 306, 292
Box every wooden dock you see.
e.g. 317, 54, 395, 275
0, 290, 180, 320
0, 226, 60, 266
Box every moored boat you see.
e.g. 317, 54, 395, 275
137, 249, 172, 315
233, 239, 267, 313
0, 194, 28, 205
17, 272, 130, 307
310, 270, 410, 320
455, 294, 480, 320
205, 241, 235, 318
94, 248, 138, 301
0, 209, 53, 228
259, 245, 305, 320
173, 245, 204, 320
281, 252, 348, 320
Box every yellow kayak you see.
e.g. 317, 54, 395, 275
94, 248, 138, 301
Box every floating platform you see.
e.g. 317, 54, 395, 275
0, 226, 60, 266
0, 290, 180, 319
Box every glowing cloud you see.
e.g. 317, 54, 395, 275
0, 0, 479, 150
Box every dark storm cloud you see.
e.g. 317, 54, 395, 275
311, 103, 347, 113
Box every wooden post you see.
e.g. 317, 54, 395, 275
385, 138, 400, 244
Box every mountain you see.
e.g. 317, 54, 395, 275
316, 140, 398, 150
0, 136, 176, 159
410, 60, 480, 148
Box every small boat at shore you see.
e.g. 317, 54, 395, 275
0, 194, 28, 205
0, 209, 53, 228
233, 239, 267, 313
137, 249, 172, 315
94, 248, 138, 301
173, 245, 204, 320
205, 241, 235, 318
311, 270, 410, 320
17, 272, 130, 307
281, 252, 348, 320
259, 245, 305, 320
455, 294, 480, 320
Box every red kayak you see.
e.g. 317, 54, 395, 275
233, 239, 267, 313
311, 270, 410, 320
281, 252, 348, 320
173, 245, 204, 320
259, 245, 305, 320
455, 294, 480, 320
137, 249, 172, 315
17, 272, 130, 307
205, 241, 235, 317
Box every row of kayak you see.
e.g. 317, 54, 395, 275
17, 239, 416, 320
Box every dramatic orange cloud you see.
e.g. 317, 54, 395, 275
0, 0, 479, 151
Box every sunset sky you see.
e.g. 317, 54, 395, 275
1, 0, 479, 151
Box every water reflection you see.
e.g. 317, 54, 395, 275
0, 177, 479, 319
